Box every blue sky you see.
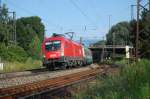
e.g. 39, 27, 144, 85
3, 0, 136, 41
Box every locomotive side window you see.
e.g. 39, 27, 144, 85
45, 41, 61, 51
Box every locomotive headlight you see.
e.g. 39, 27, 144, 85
61, 51, 64, 56
43, 55, 45, 58
42, 55, 46, 61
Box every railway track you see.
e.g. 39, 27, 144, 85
0, 68, 48, 80
0, 64, 108, 99
0, 64, 97, 80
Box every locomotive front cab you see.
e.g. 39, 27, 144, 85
45, 41, 61, 51
43, 40, 64, 68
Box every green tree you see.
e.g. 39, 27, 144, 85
93, 40, 106, 46
0, 43, 28, 62
138, 10, 150, 58
128, 10, 150, 58
106, 21, 131, 45
129, 20, 137, 47
29, 34, 42, 59
16, 16, 45, 58
0, 4, 9, 23
0, 4, 45, 61
0, 4, 12, 45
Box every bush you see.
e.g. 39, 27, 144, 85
74, 59, 150, 99
0, 43, 28, 62
0, 58, 42, 73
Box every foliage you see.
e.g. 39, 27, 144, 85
0, 4, 13, 45
0, 4, 45, 73
0, 57, 42, 73
29, 34, 42, 59
93, 8, 150, 58
16, 16, 45, 58
0, 4, 9, 22
106, 10, 150, 58
0, 43, 28, 62
104, 58, 129, 67
0, 4, 45, 62
106, 21, 131, 45
139, 10, 150, 58
74, 59, 150, 99
129, 20, 137, 46
93, 40, 106, 46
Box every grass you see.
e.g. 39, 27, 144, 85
103, 58, 131, 66
74, 59, 150, 99
0, 57, 43, 73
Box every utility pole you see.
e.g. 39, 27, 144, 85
131, 5, 136, 20
132, 0, 149, 61
0, 3, 3, 55
108, 15, 111, 31
80, 37, 82, 44
131, 5, 134, 20
9, 11, 16, 45
0, 0, 1, 7
149, 0, 150, 10
113, 32, 115, 59
13, 11, 16, 44
60, 27, 63, 34
136, 0, 140, 61
0, 0, 2, 12
84, 25, 86, 31
101, 36, 105, 62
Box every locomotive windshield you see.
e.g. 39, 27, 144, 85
45, 41, 61, 51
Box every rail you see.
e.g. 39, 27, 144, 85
0, 66, 105, 99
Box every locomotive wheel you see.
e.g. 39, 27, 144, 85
46, 64, 54, 71
69, 61, 72, 67
61, 63, 67, 70
49, 66, 54, 71
68, 61, 73, 69
74, 61, 77, 67
83, 61, 87, 66
77, 61, 80, 66
80, 61, 83, 66
72, 61, 76, 67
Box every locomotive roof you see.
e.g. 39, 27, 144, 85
44, 36, 82, 46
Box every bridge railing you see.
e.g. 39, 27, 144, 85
89, 45, 133, 49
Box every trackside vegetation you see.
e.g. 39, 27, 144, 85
0, 58, 42, 73
73, 59, 150, 99
0, 43, 43, 73
0, 4, 44, 72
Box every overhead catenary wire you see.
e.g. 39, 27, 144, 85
6, 0, 62, 30
0, 0, 1, 7
6, 0, 101, 39
69, 0, 97, 27
0, 0, 2, 11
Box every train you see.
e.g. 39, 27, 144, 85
42, 33, 93, 70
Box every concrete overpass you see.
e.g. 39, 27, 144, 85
89, 45, 133, 62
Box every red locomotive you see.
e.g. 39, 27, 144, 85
42, 33, 93, 70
